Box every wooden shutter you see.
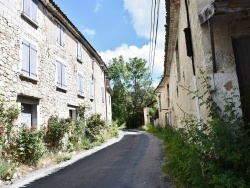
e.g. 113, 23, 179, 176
78, 74, 84, 95
62, 64, 66, 88
31, 0, 38, 22
30, 43, 37, 77
77, 42, 82, 59
57, 24, 60, 44
101, 87, 104, 103
60, 26, 64, 46
57, 61, 62, 86
22, 39, 30, 75
23, 0, 30, 17
78, 74, 81, 92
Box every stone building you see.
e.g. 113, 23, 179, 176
0, 0, 112, 129
156, 0, 250, 127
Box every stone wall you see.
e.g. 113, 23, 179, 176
0, 1, 110, 128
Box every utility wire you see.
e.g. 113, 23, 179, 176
148, 0, 154, 74
151, 0, 160, 75
150, 0, 157, 74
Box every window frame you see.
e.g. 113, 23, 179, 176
77, 72, 85, 97
21, 0, 39, 28
56, 60, 67, 90
57, 23, 65, 47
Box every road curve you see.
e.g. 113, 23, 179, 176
23, 131, 174, 188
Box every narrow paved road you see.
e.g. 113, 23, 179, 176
24, 131, 174, 188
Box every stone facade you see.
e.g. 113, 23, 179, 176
0, 0, 112, 128
156, 0, 250, 128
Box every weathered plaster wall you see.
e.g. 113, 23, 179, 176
166, 0, 244, 128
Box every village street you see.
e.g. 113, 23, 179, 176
13, 131, 174, 188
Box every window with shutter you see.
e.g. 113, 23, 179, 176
77, 42, 82, 60
57, 23, 64, 46
78, 73, 84, 96
22, 39, 37, 78
23, 0, 38, 23
56, 61, 67, 89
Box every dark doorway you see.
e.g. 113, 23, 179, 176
232, 36, 250, 125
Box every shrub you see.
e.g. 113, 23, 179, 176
81, 138, 93, 150
147, 69, 250, 187
56, 153, 72, 164
44, 116, 72, 152
86, 114, 105, 141
0, 160, 16, 181
70, 120, 85, 143
15, 126, 45, 166
0, 100, 19, 166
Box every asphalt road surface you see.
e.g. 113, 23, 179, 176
23, 131, 174, 188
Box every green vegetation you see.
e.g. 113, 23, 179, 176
0, 102, 120, 181
146, 70, 250, 187
107, 56, 155, 128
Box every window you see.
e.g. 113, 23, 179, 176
56, 61, 66, 89
22, 39, 37, 78
18, 96, 39, 129
78, 73, 84, 96
101, 87, 104, 103
77, 42, 83, 61
68, 107, 76, 120
57, 23, 64, 46
23, 0, 38, 23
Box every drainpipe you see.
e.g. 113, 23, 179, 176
184, 0, 201, 128
100, 64, 108, 125
104, 74, 108, 125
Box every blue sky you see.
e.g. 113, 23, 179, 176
53, 0, 165, 87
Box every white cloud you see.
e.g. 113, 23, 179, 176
99, 42, 164, 75
99, 0, 166, 86
94, 0, 102, 12
82, 28, 96, 37
123, 0, 165, 40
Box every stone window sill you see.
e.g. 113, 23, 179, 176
78, 93, 85, 98
21, 12, 39, 29
56, 86, 67, 92
77, 57, 84, 64
20, 73, 38, 83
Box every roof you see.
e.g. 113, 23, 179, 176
143, 100, 157, 108
105, 79, 113, 96
155, 0, 180, 93
199, 0, 250, 24
40, 0, 108, 72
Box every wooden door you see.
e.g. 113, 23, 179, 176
232, 36, 250, 124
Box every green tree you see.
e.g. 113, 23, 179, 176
107, 56, 155, 128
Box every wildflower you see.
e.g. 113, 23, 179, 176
31, 125, 36, 130
0, 124, 3, 129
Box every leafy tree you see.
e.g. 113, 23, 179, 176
107, 56, 155, 128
